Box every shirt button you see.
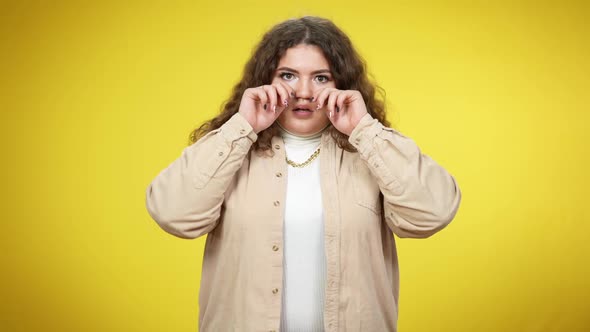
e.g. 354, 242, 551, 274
272, 288, 279, 294
275, 172, 282, 178
272, 245, 279, 251
240, 129, 246, 134
218, 151, 224, 156
274, 144, 280, 150
273, 201, 280, 206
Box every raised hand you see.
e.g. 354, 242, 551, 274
314, 88, 369, 136
238, 82, 294, 134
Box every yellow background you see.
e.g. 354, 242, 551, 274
1, 1, 588, 331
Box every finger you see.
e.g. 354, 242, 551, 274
273, 82, 290, 109
276, 81, 295, 100
326, 90, 342, 117
335, 91, 348, 114
253, 87, 269, 110
279, 81, 296, 101
315, 87, 336, 111
262, 85, 278, 113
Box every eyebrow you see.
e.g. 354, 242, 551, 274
276, 67, 332, 75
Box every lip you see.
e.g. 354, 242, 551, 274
291, 104, 315, 118
293, 104, 314, 112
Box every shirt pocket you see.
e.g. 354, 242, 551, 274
352, 158, 382, 215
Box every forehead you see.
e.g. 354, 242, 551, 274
277, 44, 330, 71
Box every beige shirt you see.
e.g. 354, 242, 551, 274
145, 112, 462, 332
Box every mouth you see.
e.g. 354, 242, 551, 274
293, 105, 314, 113
291, 105, 316, 118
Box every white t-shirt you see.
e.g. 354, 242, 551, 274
279, 125, 327, 332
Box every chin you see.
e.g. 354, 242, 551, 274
286, 123, 329, 136
278, 112, 329, 135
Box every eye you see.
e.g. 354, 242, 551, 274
315, 75, 331, 83
279, 72, 295, 81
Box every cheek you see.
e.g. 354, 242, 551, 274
278, 109, 287, 118
282, 80, 297, 89
270, 78, 297, 91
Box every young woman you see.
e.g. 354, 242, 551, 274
146, 16, 461, 332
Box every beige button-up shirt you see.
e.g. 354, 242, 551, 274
146, 112, 462, 332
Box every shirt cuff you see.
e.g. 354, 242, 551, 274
220, 112, 258, 143
348, 113, 383, 154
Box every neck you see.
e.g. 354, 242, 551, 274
277, 122, 328, 139
277, 122, 327, 148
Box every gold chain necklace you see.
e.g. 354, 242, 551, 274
286, 147, 321, 168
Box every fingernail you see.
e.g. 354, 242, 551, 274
316, 103, 321, 110
273, 105, 277, 113
263, 104, 267, 110
329, 111, 332, 118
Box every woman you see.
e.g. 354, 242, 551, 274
146, 16, 461, 332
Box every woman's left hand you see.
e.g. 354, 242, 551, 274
315, 88, 368, 136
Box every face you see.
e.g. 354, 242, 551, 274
272, 44, 336, 136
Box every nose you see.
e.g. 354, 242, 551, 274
293, 78, 314, 101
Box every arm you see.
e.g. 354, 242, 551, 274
349, 113, 462, 238
145, 113, 257, 239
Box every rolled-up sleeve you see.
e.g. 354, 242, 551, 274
145, 112, 257, 239
348, 113, 461, 238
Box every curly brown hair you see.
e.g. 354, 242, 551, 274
188, 16, 389, 153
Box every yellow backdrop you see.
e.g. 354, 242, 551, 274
2, 1, 588, 331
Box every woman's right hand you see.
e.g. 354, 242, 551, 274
238, 82, 293, 134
